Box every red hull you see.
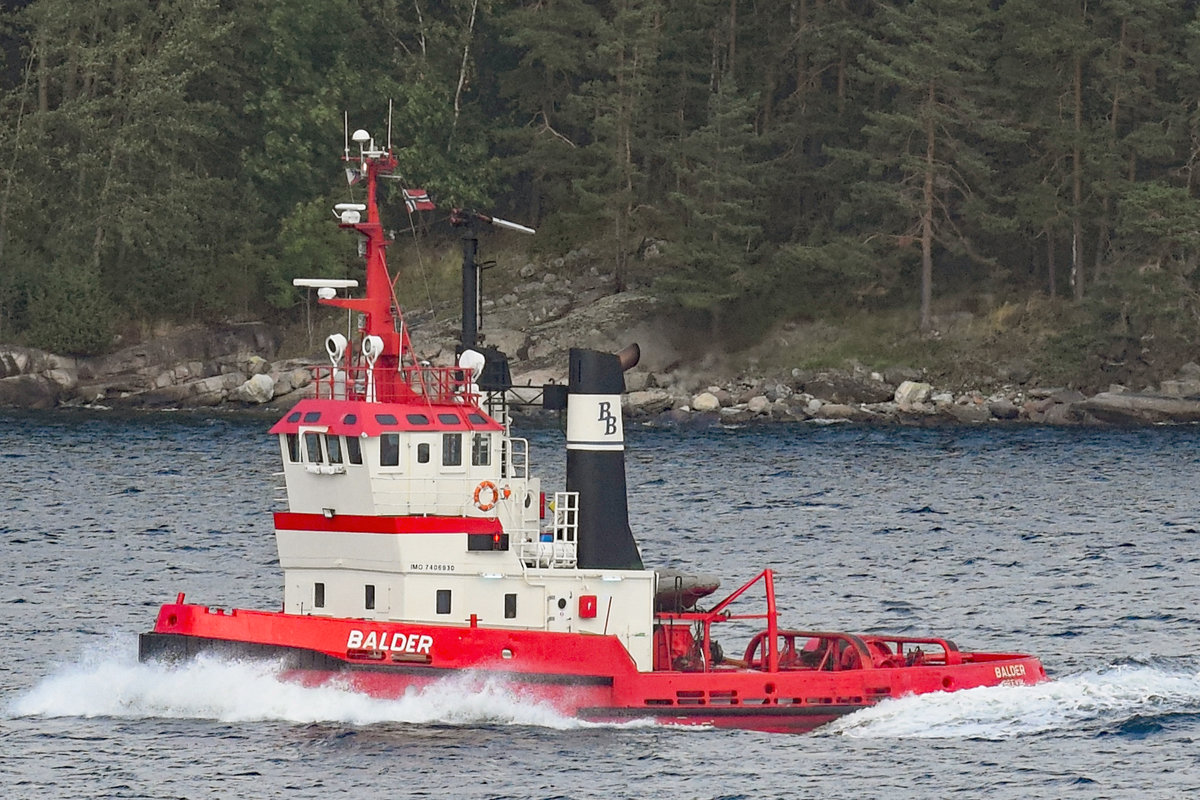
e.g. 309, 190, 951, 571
141, 599, 1046, 734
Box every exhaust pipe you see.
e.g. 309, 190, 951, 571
566, 345, 643, 570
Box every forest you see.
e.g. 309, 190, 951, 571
1, 0, 1199, 372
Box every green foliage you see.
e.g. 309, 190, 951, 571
2, 0, 1200, 362
1114, 181, 1200, 270
767, 238, 896, 317
25, 264, 116, 355
265, 198, 359, 310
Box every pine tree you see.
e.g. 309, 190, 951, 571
836, 0, 1020, 331
658, 77, 764, 334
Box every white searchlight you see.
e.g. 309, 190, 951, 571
325, 333, 348, 365
362, 335, 384, 365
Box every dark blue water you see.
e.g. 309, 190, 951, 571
3, 411, 1200, 798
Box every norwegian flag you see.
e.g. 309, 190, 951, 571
403, 188, 435, 213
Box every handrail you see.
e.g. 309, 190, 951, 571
310, 363, 478, 405
655, 569, 780, 674
649, 570, 963, 674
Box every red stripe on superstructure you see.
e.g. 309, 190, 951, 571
274, 512, 501, 534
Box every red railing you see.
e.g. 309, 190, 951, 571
310, 364, 478, 405
655, 569, 780, 673
652, 570, 962, 673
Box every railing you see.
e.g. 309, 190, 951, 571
649, 566, 965, 674
519, 491, 578, 568
310, 364, 478, 405
654, 569, 779, 672
741, 631, 961, 671
505, 438, 529, 480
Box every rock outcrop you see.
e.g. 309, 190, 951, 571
6, 267, 1200, 427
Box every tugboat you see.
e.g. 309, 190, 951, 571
139, 120, 1047, 734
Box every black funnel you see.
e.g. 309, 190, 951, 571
566, 347, 643, 570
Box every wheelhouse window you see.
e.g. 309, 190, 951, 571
326, 435, 343, 464
417, 442, 430, 464
380, 433, 400, 467
442, 433, 463, 467
285, 433, 300, 462
471, 433, 491, 466
346, 436, 362, 465
303, 432, 322, 463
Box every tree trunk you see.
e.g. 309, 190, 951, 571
728, 0, 737, 74
793, 0, 808, 101
37, 33, 48, 114
1046, 233, 1057, 297
1, 46, 37, 271
1071, 53, 1085, 301
919, 81, 935, 332
450, 0, 479, 146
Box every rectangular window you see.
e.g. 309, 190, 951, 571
380, 433, 400, 467
326, 435, 343, 464
436, 589, 451, 615
304, 432, 322, 463
285, 433, 300, 462
365, 584, 375, 610
345, 436, 362, 465
442, 433, 463, 467
471, 433, 491, 466
417, 442, 430, 464
504, 593, 517, 619
314, 582, 325, 608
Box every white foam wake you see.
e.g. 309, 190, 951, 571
825, 662, 1200, 739
5, 634, 597, 730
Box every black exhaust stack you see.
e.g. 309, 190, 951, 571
453, 210, 512, 391
567, 344, 644, 570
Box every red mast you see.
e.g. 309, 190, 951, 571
322, 129, 403, 366
306, 126, 461, 405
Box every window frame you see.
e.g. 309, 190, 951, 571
379, 433, 402, 469
442, 432, 464, 470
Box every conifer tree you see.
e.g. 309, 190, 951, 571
837, 0, 1019, 331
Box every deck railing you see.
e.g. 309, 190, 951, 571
310, 364, 478, 405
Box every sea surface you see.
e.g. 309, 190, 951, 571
2, 410, 1200, 799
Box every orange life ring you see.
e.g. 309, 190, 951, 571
474, 481, 500, 511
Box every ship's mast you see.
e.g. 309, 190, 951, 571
322, 128, 405, 372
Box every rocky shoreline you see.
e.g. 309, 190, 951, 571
3, 316, 1200, 426
606, 367, 1200, 426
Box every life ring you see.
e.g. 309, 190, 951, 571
473, 481, 509, 511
